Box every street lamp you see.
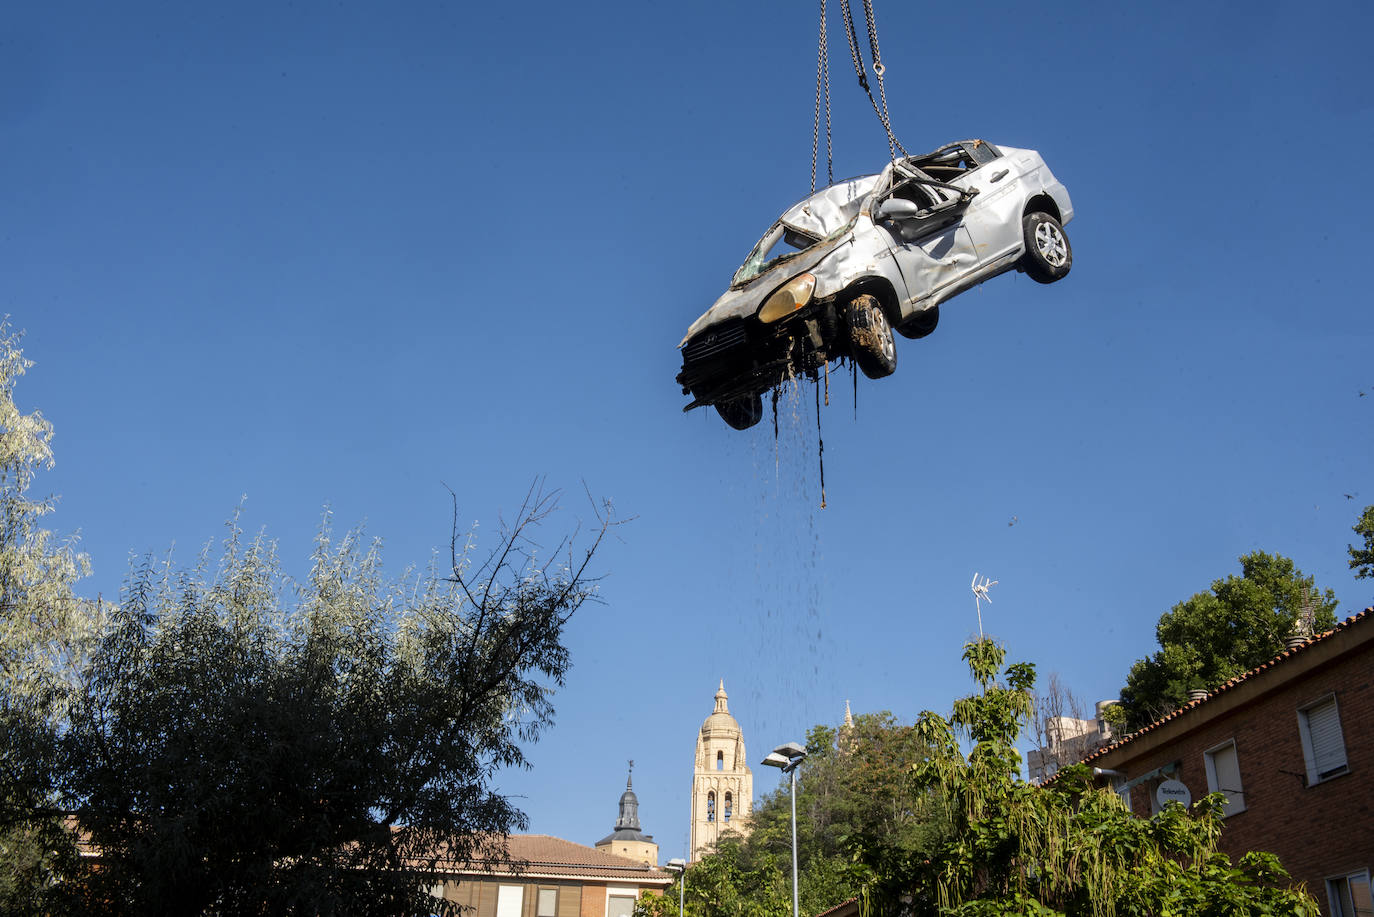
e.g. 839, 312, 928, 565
761, 742, 807, 917
665, 858, 686, 917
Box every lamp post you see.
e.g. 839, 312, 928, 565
665, 858, 686, 917
761, 742, 807, 917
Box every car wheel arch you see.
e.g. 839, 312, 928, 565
835, 277, 902, 329
1023, 193, 1061, 225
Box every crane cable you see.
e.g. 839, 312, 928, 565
811, 0, 833, 193
812, 0, 906, 192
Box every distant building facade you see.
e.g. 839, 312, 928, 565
1026, 701, 1117, 782
1082, 608, 1374, 917
689, 681, 753, 861
436, 834, 672, 917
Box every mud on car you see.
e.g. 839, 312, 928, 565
676, 140, 1074, 429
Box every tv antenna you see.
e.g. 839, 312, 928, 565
971, 572, 997, 637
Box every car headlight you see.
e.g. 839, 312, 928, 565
757, 273, 816, 323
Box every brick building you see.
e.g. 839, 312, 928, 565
1082, 607, 1374, 916
435, 834, 673, 917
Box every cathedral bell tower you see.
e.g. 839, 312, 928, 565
689, 681, 753, 861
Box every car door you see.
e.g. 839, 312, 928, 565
877, 177, 982, 309
943, 144, 1026, 263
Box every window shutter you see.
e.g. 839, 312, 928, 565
1206, 742, 1245, 813
1306, 697, 1348, 779
497, 886, 525, 917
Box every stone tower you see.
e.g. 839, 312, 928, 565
689, 680, 753, 861
596, 763, 658, 866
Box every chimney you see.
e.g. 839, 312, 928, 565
1187, 688, 1209, 703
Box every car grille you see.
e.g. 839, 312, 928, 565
682, 320, 748, 364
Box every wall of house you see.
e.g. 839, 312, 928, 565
440, 877, 586, 917
1107, 644, 1374, 913
440, 876, 663, 917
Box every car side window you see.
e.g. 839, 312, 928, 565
917, 142, 998, 181
890, 179, 940, 210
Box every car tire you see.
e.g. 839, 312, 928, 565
897, 306, 939, 340
715, 394, 763, 430
844, 293, 897, 379
1020, 212, 1072, 284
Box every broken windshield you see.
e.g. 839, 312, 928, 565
731, 175, 880, 287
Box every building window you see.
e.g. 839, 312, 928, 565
1298, 694, 1349, 785
1327, 871, 1373, 917
707, 791, 715, 822
1203, 740, 1246, 815
607, 889, 638, 917
497, 886, 524, 917
538, 888, 558, 917
716, 750, 724, 770
724, 792, 732, 823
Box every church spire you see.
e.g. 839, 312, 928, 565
615, 761, 641, 830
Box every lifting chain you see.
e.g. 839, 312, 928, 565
813, 0, 906, 177
811, 0, 833, 193
859, 0, 906, 160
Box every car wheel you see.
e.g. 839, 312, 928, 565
1020, 211, 1072, 284
715, 393, 763, 430
897, 306, 939, 340
844, 294, 897, 379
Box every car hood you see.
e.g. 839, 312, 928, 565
679, 232, 854, 347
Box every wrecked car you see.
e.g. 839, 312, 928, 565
676, 140, 1074, 429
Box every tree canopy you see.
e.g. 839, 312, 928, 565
638, 711, 940, 917
906, 638, 1318, 916
644, 639, 1317, 917
0, 326, 616, 915
1115, 551, 1338, 730
0, 324, 99, 917
1350, 505, 1374, 583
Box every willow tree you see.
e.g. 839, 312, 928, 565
908, 638, 1317, 916
61, 486, 613, 917
0, 325, 97, 917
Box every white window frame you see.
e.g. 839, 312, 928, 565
536, 887, 558, 917
1297, 693, 1350, 786
605, 887, 638, 917
497, 885, 525, 917
1326, 869, 1373, 917
1202, 739, 1246, 816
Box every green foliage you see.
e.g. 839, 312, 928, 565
0, 323, 98, 708
1117, 552, 1338, 730
908, 638, 1319, 917
657, 711, 939, 917
0, 325, 94, 913
1350, 505, 1374, 582
51, 490, 611, 916
636, 838, 791, 917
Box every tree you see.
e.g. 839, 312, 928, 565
0, 324, 97, 916
1350, 505, 1374, 582
646, 712, 940, 917
50, 485, 614, 916
637, 837, 791, 917
906, 637, 1318, 916
1116, 552, 1338, 731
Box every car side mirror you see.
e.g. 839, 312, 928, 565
874, 198, 921, 222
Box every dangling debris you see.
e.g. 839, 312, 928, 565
815, 379, 827, 510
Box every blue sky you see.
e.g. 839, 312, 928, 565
4, 0, 1372, 860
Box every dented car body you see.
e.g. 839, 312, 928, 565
676, 140, 1074, 429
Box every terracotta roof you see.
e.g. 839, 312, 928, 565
448, 834, 673, 884
815, 897, 861, 917
1077, 606, 1374, 769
